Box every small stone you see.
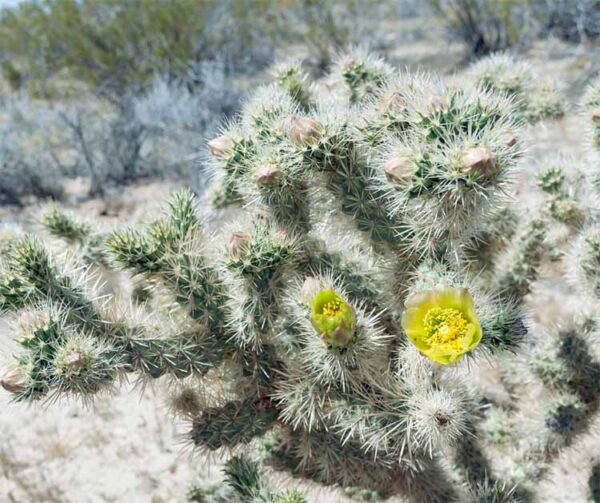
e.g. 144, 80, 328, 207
227, 231, 251, 258
461, 147, 495, 175
253, 164, 281, 185
290, 116, 320, 146
207, 135, 233, 159
384, 155, 413, 184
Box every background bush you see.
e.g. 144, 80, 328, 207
430, 0, 600, 56
0, 95, 64, 205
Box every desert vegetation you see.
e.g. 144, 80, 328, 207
0, 1, 599, 502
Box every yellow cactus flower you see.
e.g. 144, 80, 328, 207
401, 288, 482, 364
310, 288, 356, 348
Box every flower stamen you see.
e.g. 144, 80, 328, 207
423, 307, 469, 352
321, 299, 343, 317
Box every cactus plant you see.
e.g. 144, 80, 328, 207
582, 75, 600, 150
471, 53, 565, 124
1, 51, 595, 502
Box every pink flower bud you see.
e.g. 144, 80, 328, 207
253, 164, 281, 185
227, 231, 251, 258
384, 155, 413, 185
0, 365, 25, 394
461, 147, 495, 175
207, 135, 233, 159
290, 117, 320, 146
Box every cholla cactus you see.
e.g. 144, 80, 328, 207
471, 53, 564, 123
272, 60, 313, 112
582, 75, 600, 149
0, 52, 562, 501
186, 455, 308, 503
567, 226, 600, 298
507, 319, 600, 496
535, 155, 600, 230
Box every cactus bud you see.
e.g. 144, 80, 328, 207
299, 276, 325, 303
207, 135, 233, 159
291, 116, 320, 146
253, 164, 281, 185
384, 155, 413, 185
505, 134, 518, 147
309, 289, 356, 348
0, 364, 25, 393
591, 109, 600, 123
227, 231, 251, 258
461, 147, 495, 176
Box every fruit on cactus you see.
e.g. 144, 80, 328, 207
402, 288, 482, 364
290, 116, 320, 146
461, 147, 496, 176
253, 164, 281, 185
0, 364, 25, 393
384, 154, 413, 185
227, 231, 251, 258
309, 288, 356, 348
207, 134, 234, 158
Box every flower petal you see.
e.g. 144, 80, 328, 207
401, 287, 483, 365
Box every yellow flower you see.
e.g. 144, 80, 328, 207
310, 289, 356, 348
401, 288, 482, 364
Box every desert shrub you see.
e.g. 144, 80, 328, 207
429, 0, 540, 56
0, 95, 64, 205
0, 58, 241, 203
0, 0, 413, 97
542, 0, 600, 42
591, 463, 600, 502
431, 0, 600, 56
268, 0, 404, 70
133, 60, 242, 193
56, 96, 151, 197
0, 0, 276, 97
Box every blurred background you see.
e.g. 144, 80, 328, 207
0, 1, 599, 501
